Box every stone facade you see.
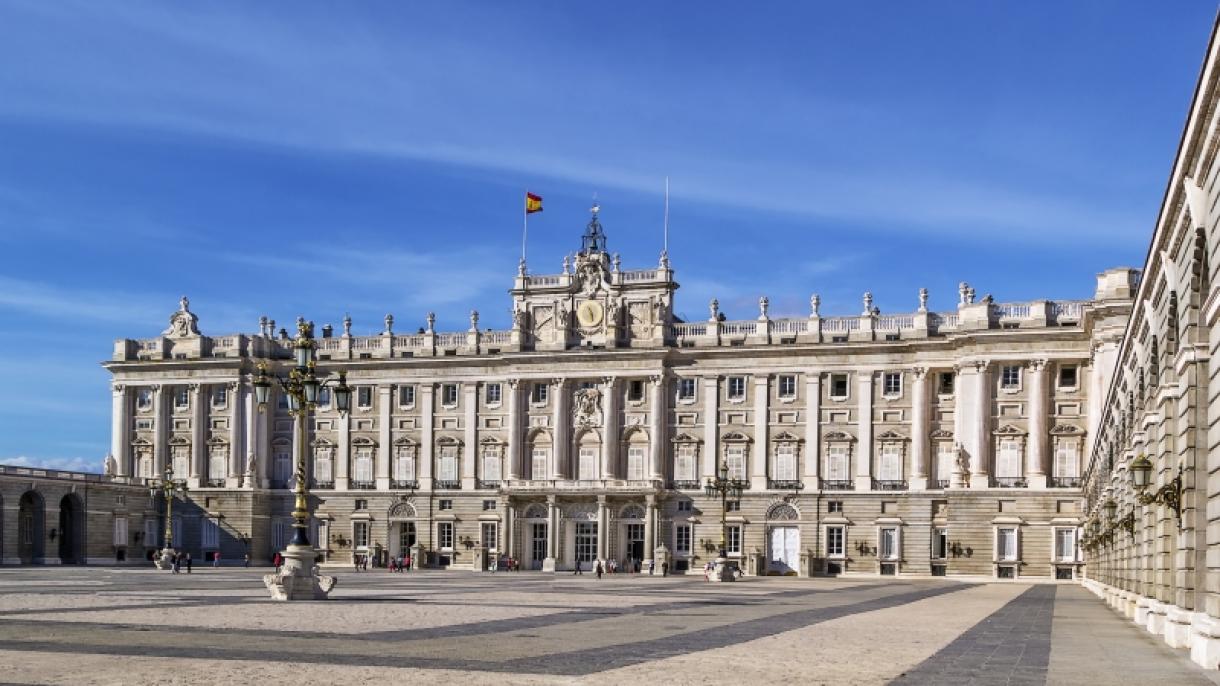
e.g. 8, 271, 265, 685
0, 205, 1119, 581
1081, 16, 1220, 671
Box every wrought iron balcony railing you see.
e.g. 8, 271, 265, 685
434, 480, 462, 490
1049, 476, 1081, 488
669, 480, 702, 490
390, 479, 418, 490
872, 479, 908, 491
350, 480, 376, 490
768, 479, 805, 491
990, 477, 1027, 488
476, 479, 501, 490
820, 479, 855, 491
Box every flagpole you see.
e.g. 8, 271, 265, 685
664, 176, 670, 255
522, 191, 528, 268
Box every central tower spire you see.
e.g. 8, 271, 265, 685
580, 202, 607, 254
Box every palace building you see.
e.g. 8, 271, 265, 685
0, 201, 1139, 580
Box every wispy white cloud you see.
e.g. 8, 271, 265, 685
0, 276, 165, 325
2, 455, 100, 473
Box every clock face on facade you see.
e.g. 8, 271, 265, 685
576, 300, 604, 328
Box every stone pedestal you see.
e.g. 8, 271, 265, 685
1191, 613, 1220, 670
410, 544, 423, 570
654, 544, 671, 576
1165, 606, 1193, 649
472, 546, 487, 572
542, 556, 557, 572
154, 547, 176, 570
708, 556, 737, 582
1147, 601, 1167, 635
263, 544, 336, 601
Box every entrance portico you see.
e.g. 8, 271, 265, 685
507, 484, 661, 572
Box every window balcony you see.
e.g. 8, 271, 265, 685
1049, 476, 1081, 488
350, 480, 376, 490
990, 477, 1027, 488
476, 479, 501, 490
872, 479, 908, 491
390, 479, 418, 490
311, 480, 334, 489
933, 479, 950, 489
205, 479, 225, 488
434, 480, 462, 490
669, 480, 702, 490
820, 479, 855, 491
767, 479, 805, 491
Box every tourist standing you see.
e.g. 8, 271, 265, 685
171, 552, 180, 574
244, 552, 250, 568
213, 551, 221, 568
595, 561, 603, 579
185, 552, 192, 574
573, 559, 582, 575
648, 559, 655, 575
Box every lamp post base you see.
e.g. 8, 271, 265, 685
709, 556, 738, 582
263, 544, 336, 601
153, 547, 177, 570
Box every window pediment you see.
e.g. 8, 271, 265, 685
772, 431, 802, 443
992, 424, 1026, 436
393, 436, 418, 446
671, 432, 701, 444
824, 430, 855, 442
929, 429, 954, 439
1050, 424, 1084, 435
479, 435, 506, 446
352, 437, 378, 447
168, 436, 190, 446
435, 435, 461, 446
876, 430, 907, 441
722, 431, 752, 443
311, 437, 335, 448
206, 436, 228, 446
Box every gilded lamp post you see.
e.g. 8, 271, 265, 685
252, 319, 351, 600
705, 460, 747, 582
149, 467, 187, 570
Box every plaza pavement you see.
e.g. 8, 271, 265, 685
0, 568, 1213, 685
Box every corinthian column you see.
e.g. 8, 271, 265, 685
190, 384, 205, 486
601, 377, 618, 478
377, 385, 392, 490
506, 379, 522, 480
752, 375, 769, 490
1027, 359, 1049, 488
111, 384, 129, 476
551, 379, 569, 480
854, 371, 874, 491
649, 375, 665, 480
909, 367, 929, 490
227, 381, 243, 488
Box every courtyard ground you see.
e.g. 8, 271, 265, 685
0, 568, 1213, 685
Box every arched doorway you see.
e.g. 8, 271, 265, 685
18, 491, 45, 564
58, 494, 85, 565
387, 501, 417, 561
766, 502, 800, 574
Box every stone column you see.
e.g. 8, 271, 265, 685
111, 384, 129, 476
420, 384, 434, 487
153, 385, 167, 477
804, 373, 820, 486
506, 379, 522, 480
956, 361, 991, 489
910, 367, 930, 490
597, 496, 609, 562
504, 503, 516, 561
644, 494, 656, 567
227, 381, 243, 488
335, 409, 350, 490
243, 380, 259, 488
190, 384, 205, 485
463, 383, 478, 488
377, 386, 392, 489
649, 375, 665, 480
752, 375, 769, 490
703, 376, 719, 478
1027, 359, 1049, 488
552, 379, 569, 480
257, 395, 271, 486
601, 377, 619, 478
543, 495, 558, 571
854, 371, 874, 491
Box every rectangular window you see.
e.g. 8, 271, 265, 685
726, 501, 741, 512
354, 447, 374, 483
938, 372, 955, 395
273, 449, 292, 485
775, 444, 796, 481
1054, 528, 1076, 562
676, 500, 693, 512
531, 447, 548, 479
208, 445, 227, 481
778, 375, 796, 398
438, 446, 458, 482
936, 442, 955, 482
677, 378, 696, 401
675, 444, 696, 481
675, 524, 692, 553
581, 446, 600, 480
933, 527, 948, 559
531, 383, 548, 405
628, 380, 645, 402
357, 386, 373, 408
482, 499, 496, 511
318, 387, 331, 408
439, 499, 453, 510
883, 372, 902, 396
830, 373, 849, 399
277, 391, 289, 410
879, 443, 902, 481
482, 522, 498, 551
314, 448, 333, 483
1054, 439, 1079, 478
211, 386, 228, 408
399, 385, 416, 407
201, 518, 219, 548
144, 518, 158, 547
441, 384, 458, 407
353, 521, 369, 548
1058, 365, 1078, 389
485, 383, 502, 405
725, 445, 747, 481
1001, 365, 1021, 389
996, 439, 1022, 478
354, 499, 368, 510
997, 527, 1018, 561
827, 500, 843, 513
626, 446, 645, 481
174, 388, 190, 408
726, 525, 742, 555
727, 376, 746, 400
575, 522, 598, 562
394, 446, 416, 482
113, 517, 128, 546
879, 527, 899, 560
482, 447, 501, 481
136, 389, 153, 410
437, 522, 454, 549
172, 445, 190, 480
826, 526, 845, 557
826, 445, 849, 481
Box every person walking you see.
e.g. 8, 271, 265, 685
661, 561, 669, 577
353, 555, 361, 572
185, 552, 193, 574
648, 559, 655, 575
171, 552, 180, 574
272, 552, 282, 573
595, 561, 603, 579
213, 551, 221, 569
573, 559, 583, 575
244, 552, 251, 568
404, 554, 412, 572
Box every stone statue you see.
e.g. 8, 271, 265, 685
607, 299, 620, 327
709, 298, 720, 322
245, 451, 258, 486
810, 294, 820, 317
862, 292, 874, 316
469, 310, 479, 332
562, 254, 570, 274
758, 296, 770, 320
958, 282, 969, 306
554, 300, 569, 329
103, 454, 116, 478
652, 297, 665, 325
384, 313, 394, 335
162, 295, 200, 338
955, 443, 971, 483
426, 312, 436, 333
919, 287, 929, 312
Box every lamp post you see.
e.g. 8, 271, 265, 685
1129, 454, 1184, 528
704, 460, 746, 582
253, 319, 351, 600
149, 466, 187, 570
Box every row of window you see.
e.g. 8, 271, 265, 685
135, 386, 230, 412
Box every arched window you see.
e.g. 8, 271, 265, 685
576, 430, 600, 480
528, 431, 551, 480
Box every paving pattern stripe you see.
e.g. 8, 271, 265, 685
888, 584, 1055, 686
0, 582, 975, 676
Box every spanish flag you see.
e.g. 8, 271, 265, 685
525, 192, 543, 214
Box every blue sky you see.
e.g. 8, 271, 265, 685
0, 1, 1214, 472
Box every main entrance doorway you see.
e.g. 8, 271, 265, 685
59, 494, 84, 565
394, 522, 416, 558
531, 523, 547, 569
18, 491, 45, 565
768, 526, 799, 574
625, 523, 644, 564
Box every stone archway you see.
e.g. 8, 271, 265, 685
18, 491, 45, 564
58, 493, 85, 565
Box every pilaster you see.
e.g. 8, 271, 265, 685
552, 379, 569, 480
703, 376, 719, 479
334, 410, 350, 490
602, 377, 619, 478
376, 386, 392, 489
462, 383, 478, 489
190, 384, 205, 486
420, 384, 434, 487
752, 375, 769, 490
855, 371, 874, 491
804, 373, 820, 484
506, 379, 522, 480
910, 367, 929, 490
153, 385, 168, 477
649, 375, 665, 480
1027, 359, 1049, 488
227, 381, 243, 488
111, 384, 129, 476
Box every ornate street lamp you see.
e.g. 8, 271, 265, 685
704, 460, 747, 582
148, 466, 188, 570
253, 319, 350, 600
1128, 454, 1184, 529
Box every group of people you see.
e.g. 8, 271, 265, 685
168, 551, 192, 573
386, 554, 413, 572
575, 557, 670, 579
490, 556, 521, 572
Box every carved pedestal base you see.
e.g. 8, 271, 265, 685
153, 548, 177, 570
709, 557, 738, 582
263, 544, 336, 601
541, 556, 557, 572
